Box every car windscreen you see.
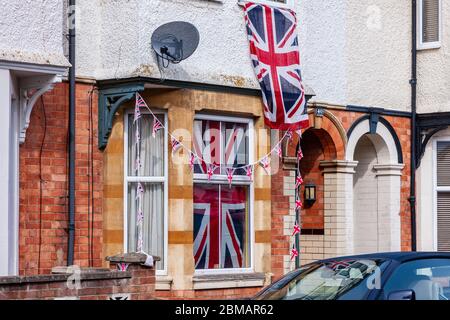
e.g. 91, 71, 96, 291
255, 259, 387, 300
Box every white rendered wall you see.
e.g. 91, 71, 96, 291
0, 0, 68, 67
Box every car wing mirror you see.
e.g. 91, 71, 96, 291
388, 290, 416, 301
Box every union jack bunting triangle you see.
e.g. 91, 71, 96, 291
135, 128, 140, 145
296, 175, 304, 188
136, 182, 144, 200
275, 144, 282, 158
295, 196, 303, 210
297, 147, 304, 161
152, 116, 163, 138
171, 138, 182, 155
134, 98, 142, 123
117, 263, 130, 272
189, 153, 196, 171
259, 156, 271, 175
135, 93, 148, 108
134, 157, 142, 172
226, 168, 235, 186
292, 222, 301, 237
290, 245, 299, 261
245, 165, 253, 180
137, 210, 144, 224
207, 164, 217, 181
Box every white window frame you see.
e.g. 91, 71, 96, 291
432, 138, 450, 251
417, 0, 442, 50
238, 0, 293, 9
193, 114, 255, 275
123, 109, 169, 276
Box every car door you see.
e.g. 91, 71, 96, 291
380, 258, 450, 300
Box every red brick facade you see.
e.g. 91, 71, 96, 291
18, 82, 412, 298
19, 82, 103, 275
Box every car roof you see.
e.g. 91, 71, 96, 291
318, 252, 450, 263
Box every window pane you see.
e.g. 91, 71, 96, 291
422, 0, 440, 43
437, 142, 450, 187
383, 259, 450, 300
193, 184, 250, 270
193, 119, 250, 176
437, 192, 450, 252
128, 114, 165, 177
128, 182, 164, 270
223, 122, 249, 175
193, 120, 221, 174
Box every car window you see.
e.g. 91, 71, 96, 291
255, 259, 385, 300
382, 259, 450, 300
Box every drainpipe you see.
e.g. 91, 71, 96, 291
67, 0, 76, 265
409, 0, 418, 252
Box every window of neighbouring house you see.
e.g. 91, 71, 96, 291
418, 0, 442, 50
436, 141, 450, 252
125, 111, 168, 274
193, 115, 254, 272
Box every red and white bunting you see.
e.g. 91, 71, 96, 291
297, 147, 304, 161
171, 137, 182, 155
134, 96, 142, 123
152, 116, 163, 138
189, 153, 196, 172
245, 165, 253, 180
207, 164, 217, 181
290, 245, 299, 261
295, 196, 303, 210
286, 130, 293, 143
226, 168, 235, 186
296, 129, 302, 139
259, 156, 271, 175
295, 175, 304, 189
136, 182, 145, 200
275, 144, 283, 158
135, 157, 142, 172
292, 222, 301, 237
135, 128, 141, 145
137, 210, 144, 224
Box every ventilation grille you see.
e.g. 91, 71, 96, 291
438, 192, 450, 252
437, 142, 450, 186
422, 0, 440, 43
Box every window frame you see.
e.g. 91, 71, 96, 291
417, 0, 442, 50
432, 138, 450, 252
193, 114, 255, 275
123, 109, 169, 276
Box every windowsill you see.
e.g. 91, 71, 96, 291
192, 272, 266, 290
155, 276, 173, 291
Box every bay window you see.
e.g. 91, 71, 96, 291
124, 111, 168, 274
193, 115, 254, 272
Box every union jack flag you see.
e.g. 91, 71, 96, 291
194, 185, 249, 269
244, 2, 309, 131
152, 116, 164, 138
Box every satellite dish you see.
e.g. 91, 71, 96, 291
151, 21, 200, 67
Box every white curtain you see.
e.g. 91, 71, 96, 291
127, 114, 165, 270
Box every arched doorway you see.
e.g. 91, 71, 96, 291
347, 118, 404, 254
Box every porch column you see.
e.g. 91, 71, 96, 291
373, 164, 404, 252
320, 160, 358, 259
0, 69, 13, 276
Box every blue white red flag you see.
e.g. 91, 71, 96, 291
243, 2, 309, 130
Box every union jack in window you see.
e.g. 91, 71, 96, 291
194, 185, 250, 269
243, 2, 309, 131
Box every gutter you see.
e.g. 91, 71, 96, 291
67, 0, 76, 265
409, 0, 418, 252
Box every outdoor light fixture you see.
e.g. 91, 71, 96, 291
304, 184, 316, 204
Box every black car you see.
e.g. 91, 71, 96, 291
254, 252, 450, 300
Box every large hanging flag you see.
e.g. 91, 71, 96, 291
243, 2, 309, 131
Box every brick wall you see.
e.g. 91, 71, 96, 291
19, 82, 103, 275
0, 253, 156, 300
270, 108, 412, 277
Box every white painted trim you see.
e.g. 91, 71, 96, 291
417, 0, 442, 50
346, 120, 399, 164
0, 61, 68, 75
193, 114, 255, 275
431, 137, 450, 251
123, 109, 168, 276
